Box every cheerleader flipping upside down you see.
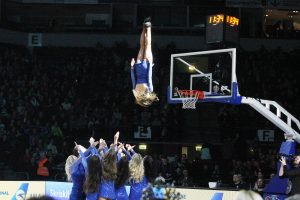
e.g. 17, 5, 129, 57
131, 17, 159, 107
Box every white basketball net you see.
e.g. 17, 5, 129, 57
176, 89, 201, 109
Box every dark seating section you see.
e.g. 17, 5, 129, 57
0, 43, 299, 190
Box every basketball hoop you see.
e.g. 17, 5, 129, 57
176, 88, 205, 109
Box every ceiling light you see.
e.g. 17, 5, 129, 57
189, 65, 195, 71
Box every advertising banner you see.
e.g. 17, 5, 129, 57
0, 181, 238, 200
175, 188, 238, 200
45, 181, 72, 200
0, 181, 45, 200
45, 182, 130, 199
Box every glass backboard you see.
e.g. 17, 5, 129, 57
168, 48, 240, 104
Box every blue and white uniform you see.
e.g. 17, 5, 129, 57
115, 186, 128, 200
131, 60, 154, 92
81, 147, 101, 200
69, 162, 86, 200
127, 150, 148, 200
99, 147, 116, 200
100, 179, 116, 199
86, 192, 99, 200
115, 149, 133, 200
129, 176, 148, 200
69, 146, 94, 200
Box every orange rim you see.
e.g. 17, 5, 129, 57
177, 90, 205, 99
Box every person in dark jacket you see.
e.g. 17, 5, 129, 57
279, 155, 300, 195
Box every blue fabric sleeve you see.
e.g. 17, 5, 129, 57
131, 68, 136, 89
103, 146, 109, 154
91, 147, 99, 156
147, 63, 153, 92
70, 145, 91, 175
84, 146, 93, 157
131, 150, 136, 156
117, 153, 122, 162
70, 157, 82, 174
79, 150, 88, 176
123, 149, 132, 161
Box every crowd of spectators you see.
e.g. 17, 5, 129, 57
0, 42, 181, 180
264, 20, 300, 39
0, 43, 299, 196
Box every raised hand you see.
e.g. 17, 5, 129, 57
99, 138, 107, 150
75, 141, 85, 153
130, 58, 135, 69
74, 141, 79, 152
93, 141, 99, 147
118, 143, 124, 154
89, 137, 95, 146
110, 143, 116, 149
114, 131, 120, 145
126, 144, 135, 152
279, 156, 287, 166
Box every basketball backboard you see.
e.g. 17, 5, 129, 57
168, 48, 241, 104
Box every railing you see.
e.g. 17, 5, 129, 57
242, 97, 300, 144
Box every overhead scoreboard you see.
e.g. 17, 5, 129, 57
206, 14, 239, 44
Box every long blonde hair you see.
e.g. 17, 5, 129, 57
65, 155, 78, 182
133, 90, 158, 107
129, 153, 144, 182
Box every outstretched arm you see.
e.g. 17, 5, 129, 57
147, 63, 153, 92
84, 137, 99, 157
83, 146, 94, 157
78, 150, 88, 176
123, 148, 132, 161
130, 58, 136, 89
70, 151, 88, 176
103, 146, 109, 154
114, 131, 119, 145
70, 157, 81, 174
278, 156, 300, 178
126, 144, 136, 156
279, 156, 286, 177
117, 143, 124, 162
